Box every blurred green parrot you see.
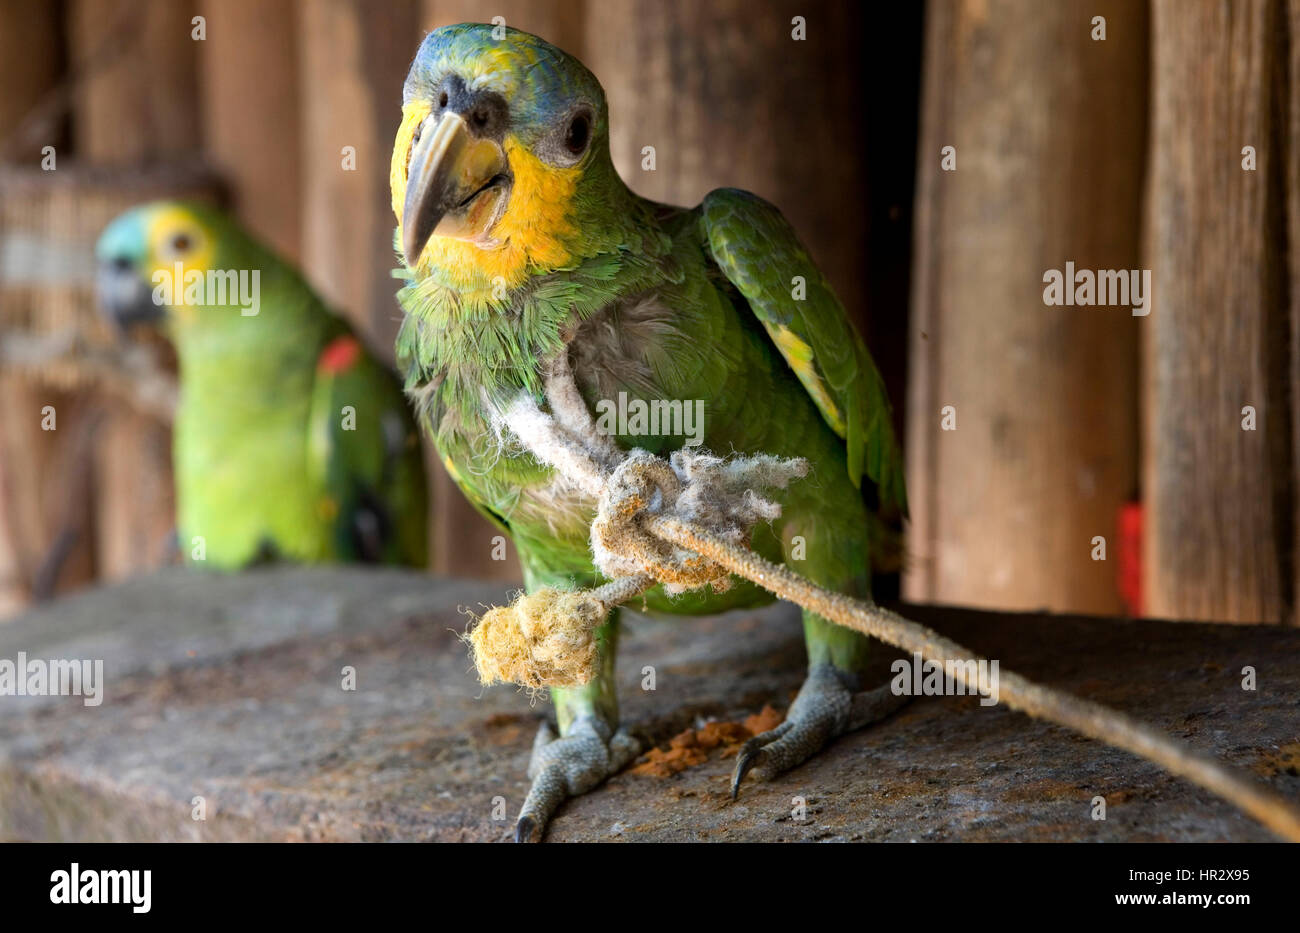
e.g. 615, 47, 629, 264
391, 25, 906, 841
96, 201, 428, 570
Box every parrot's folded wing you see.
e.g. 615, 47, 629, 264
700, 187, 906, 514
308, 332, 429, 564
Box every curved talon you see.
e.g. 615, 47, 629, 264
729, 666, 906, 799
731, 741, 764, 799
512, 718, 642, 842
730, 722, 792, 798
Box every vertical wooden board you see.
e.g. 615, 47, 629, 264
70, 0, 200, 162
0, 2, 91, 608
903, 2, 948, 611
1289, 0, 1300, 626
0, 0, 58, 610
298, 0, 418, 351
904, 0, 1146, 614
197, 0, 302, 261
71, 0, 199, 584
91, 408, 175, 581
0, 0, 64, 161
0, 385, 99, 606
1144, 0, 1289, 623
423, 452, 520, 580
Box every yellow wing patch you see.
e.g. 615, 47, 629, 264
770, 324, 845, 436
441, 454, 462, 482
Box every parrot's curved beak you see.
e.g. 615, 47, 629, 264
402, 111, 511, 266
96, 258, 164, 336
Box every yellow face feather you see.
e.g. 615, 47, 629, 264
142, 205, 216, 324
391, 102, 581, 294
144, 205, 216, 277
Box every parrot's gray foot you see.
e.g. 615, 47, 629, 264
515, 715, 642, 842
731, 663, 908, 798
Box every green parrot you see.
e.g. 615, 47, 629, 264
391, 25, 906, 841
96, 201, 428, 571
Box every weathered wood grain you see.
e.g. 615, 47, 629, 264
198, 0, 303, 261
906, 0, 1146, 615
1144, 0, 1291, 623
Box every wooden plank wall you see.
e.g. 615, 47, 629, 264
4, 0, 1294, 626
198, 0, 302, 262
905, 0, 1147, 615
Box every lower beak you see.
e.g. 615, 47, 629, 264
402, 111, 510, 266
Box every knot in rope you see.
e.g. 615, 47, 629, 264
591, 448, 809, 594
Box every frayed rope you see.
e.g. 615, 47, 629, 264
592, 448, 806, 593
460, 378, 1300, 842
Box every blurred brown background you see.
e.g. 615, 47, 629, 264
0, 0, 1295, 628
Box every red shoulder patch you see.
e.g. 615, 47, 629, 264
318, 335, 362, 373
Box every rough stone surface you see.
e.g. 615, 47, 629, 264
1, 567, 1297, 842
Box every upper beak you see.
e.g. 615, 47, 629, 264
402, 110, 510, 266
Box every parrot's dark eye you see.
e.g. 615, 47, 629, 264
564, 113, 590, 156
437, 90, 449, 109
160, 228, 199, 261
538, 104, 595, 166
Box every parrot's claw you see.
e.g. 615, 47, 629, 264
514, 715, 642, 842
513, 815, 537, 844
731, 663, 909, 799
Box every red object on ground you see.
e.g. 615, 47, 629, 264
318, 335, 361, 373
1117, 501, 1143, 616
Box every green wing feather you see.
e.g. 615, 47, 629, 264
307, 332, 429, 566
700, 188, 906, 514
